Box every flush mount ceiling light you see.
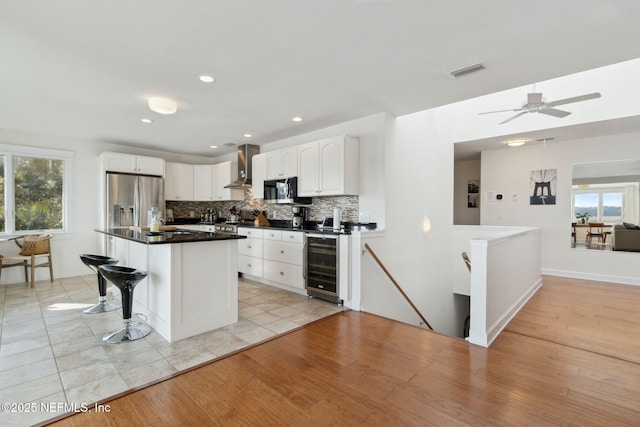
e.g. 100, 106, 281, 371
199, 75, 215, 83
292, 116, 303, 122
505, 138, 527, 147
148, 97, 178, 115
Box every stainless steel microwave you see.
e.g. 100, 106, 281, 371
263, 177, 311, 204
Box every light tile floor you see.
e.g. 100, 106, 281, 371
0, 275, 343, 426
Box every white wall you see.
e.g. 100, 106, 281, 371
359, 110, 462, 336
0, 128, 213, 285
0, 113, 387, 285
480, 131, 640, 284
245, 112, 388, 229
454, 159, 481, 225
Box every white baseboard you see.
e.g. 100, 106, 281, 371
541, 268, 640, 287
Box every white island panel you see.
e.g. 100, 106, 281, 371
106, 234, 240, 343
171, 241, 238, 340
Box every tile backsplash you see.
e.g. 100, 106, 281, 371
166, 188, 359, 222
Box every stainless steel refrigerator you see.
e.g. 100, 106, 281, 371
105, 172, 164, 229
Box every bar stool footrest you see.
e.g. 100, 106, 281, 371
103, 323, 151, 343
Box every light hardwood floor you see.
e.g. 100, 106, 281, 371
45, 275, 640, 426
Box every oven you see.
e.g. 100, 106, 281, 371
304, 233, 341, 304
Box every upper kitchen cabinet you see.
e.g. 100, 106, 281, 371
101, 152, 165, 176
213, 161, 244, 201
297, 135, 359, 197
165, 162, 194, 201
266, 147, 298, 180
252, 153, 267, 199
194, 162, 244, 201
193, 165, 213, 201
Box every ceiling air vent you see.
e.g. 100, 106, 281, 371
449, 63, 485, 79
223, 142, 235, 147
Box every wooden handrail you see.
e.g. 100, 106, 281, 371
363, 243, 433, 330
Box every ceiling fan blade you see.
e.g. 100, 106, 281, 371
479, 107, 524, 115
548, 92, 601, 107
539, 108, 571, 118
527, 92, 543, 104
499, 111, 528, 125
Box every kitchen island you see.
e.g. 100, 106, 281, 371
96, 228, 246, 342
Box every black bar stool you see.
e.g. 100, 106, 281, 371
98, 265, 150, 343
79, 254, 121, 314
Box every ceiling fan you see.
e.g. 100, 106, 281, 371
479, 91, 601, 125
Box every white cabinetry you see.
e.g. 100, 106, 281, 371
213, 161, 244, 201
263, 230, 304, 289
237, 228, 264, 277
165, 162, 194, 201
297, 135, 359, 197
193, 165, 213, 201
266, 147, 298, 179
101, 152, 165, 176
251, 154, 267, 199
237, 228, 305, 290
190, 161, 243, 201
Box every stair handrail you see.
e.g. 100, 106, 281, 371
363, 243, 433, 330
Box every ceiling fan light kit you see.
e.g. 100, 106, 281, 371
480, 91, 601, 124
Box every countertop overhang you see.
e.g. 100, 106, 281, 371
96, 228, 247, 244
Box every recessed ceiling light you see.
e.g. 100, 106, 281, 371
148, 97, 178, 115
243, 133, 253, 138
209, 145, 218, 149
141, 118, 153, 124
505, 138, 527, 147
292, 116, 303, 122
199, 75, 215, 83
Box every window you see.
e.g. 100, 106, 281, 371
0, 145, 73, 235
572, 183, 638, 224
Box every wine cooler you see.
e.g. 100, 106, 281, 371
304, 233, 342, 304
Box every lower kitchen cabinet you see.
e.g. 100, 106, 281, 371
237, 228, 264, 278
263, 260, 303, 289
238, 254, 264, 277
237, 227, 304, 291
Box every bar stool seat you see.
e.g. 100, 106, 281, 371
79, 254, 121, 314
98, 265, 150, 343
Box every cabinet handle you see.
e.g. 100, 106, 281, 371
280, 271, 284, 275
270, 233, 275, 237
247, 245, 252, 249
280, 250, 284, 254
289, 235, 294, 239
247, 264, 252, 267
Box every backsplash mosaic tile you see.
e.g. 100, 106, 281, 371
166, 188, 359, 223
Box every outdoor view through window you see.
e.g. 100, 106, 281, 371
0, 155, 64, 233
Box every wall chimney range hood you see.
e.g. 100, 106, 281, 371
224, 144, 260, 189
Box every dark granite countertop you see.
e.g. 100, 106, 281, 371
96, 228, 246, 245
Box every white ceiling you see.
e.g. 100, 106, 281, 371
1, 1, 640, 157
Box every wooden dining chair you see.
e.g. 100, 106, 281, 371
0, 234, 54, 287
586, 223, 605, 249
571, 222, 577, 248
